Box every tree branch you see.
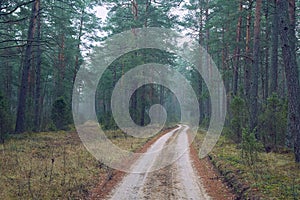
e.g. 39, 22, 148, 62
0, 0, 35, 16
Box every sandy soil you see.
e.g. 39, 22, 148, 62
90, 125, 235, 200
106, 125, 211, 200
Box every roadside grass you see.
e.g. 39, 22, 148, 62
193, 130, 300, 199
0, 130, 148, 199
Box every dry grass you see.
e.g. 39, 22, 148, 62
0, 130, 148, 199
193, 130, 300, 199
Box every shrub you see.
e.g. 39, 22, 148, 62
229, 96, 249, 143
258, 93, 287, 152
0, 91, 12, 143
241, 128, 263, 166
51, 97, 71, 130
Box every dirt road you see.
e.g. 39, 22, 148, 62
106, 125, 211, 200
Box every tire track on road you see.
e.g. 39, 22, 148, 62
107, 125, 210, 200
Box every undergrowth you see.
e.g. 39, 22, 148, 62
194, 130, 300, 199
0, 129, 148, 199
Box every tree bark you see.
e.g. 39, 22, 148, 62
222, 25, 229, 94
286, 0, 297, 149
233, 0, 243, 96
15, 0, 40, 133
277, 0, 300, 162
57, 33, 65, 98
204, 0, 211, 120
270, 0, 279, 94
198, 0, 204, 123
244, 0, 253, 99
264, 0, 270, 100
288, 0, 296, 56
34, 0, 42, 132
139, 86, 146, 126
73, 10, 84, 85
249, 0, 262, 134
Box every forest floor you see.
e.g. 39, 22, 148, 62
90, 125, 235, 200
2, 125, 298, 199
193, 130, 300, 199
0, 128, 150, 199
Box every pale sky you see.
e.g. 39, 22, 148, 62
94, 2, 189, 24
95, 6, 109, 22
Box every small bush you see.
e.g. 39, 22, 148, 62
229, 96, 249, 143
258, 93, 287, 152
98, 113, 118, 130
51, 97, 72, 130
0, 91, 12, 143
241, 128, 263, 166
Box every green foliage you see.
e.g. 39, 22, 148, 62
99, 113, 118, 130
104, 0, 178, 34
45, 121, 57, 132
200, 117, 210, 128
0, 0, 101, 133
241, 128, 263, 166
0, 91, 12, 143
258, 93, 287, 152
51, 97, 71, 130
202, 133, 300, 199
229, 96, 249, 143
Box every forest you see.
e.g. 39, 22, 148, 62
0, 0, 300, 199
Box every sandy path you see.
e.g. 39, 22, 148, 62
107, 125, 210, 200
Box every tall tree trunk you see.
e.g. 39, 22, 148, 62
277, 0, 300, 163
233, 0, 243, 96
204, 0, 211, 120
34, 1, 42, 132
144, 0, 150, 27
286, 0, 297, 149
249, 0, 262, 134
131, 0, 138, 21
72, 10, 84, 116
222, 24, 229, 93
73, 10, 84, 85
244, 0, 253, 99
28, 47, 35, 130
264, 0, 270, 100
139, 86, 146, 126
132, 82, 138, 123
198, 0, 204, 123
15, 0, 40, 133
57, 33, 65, 98
288, 0, 296, 55
270, 0, 278, 94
